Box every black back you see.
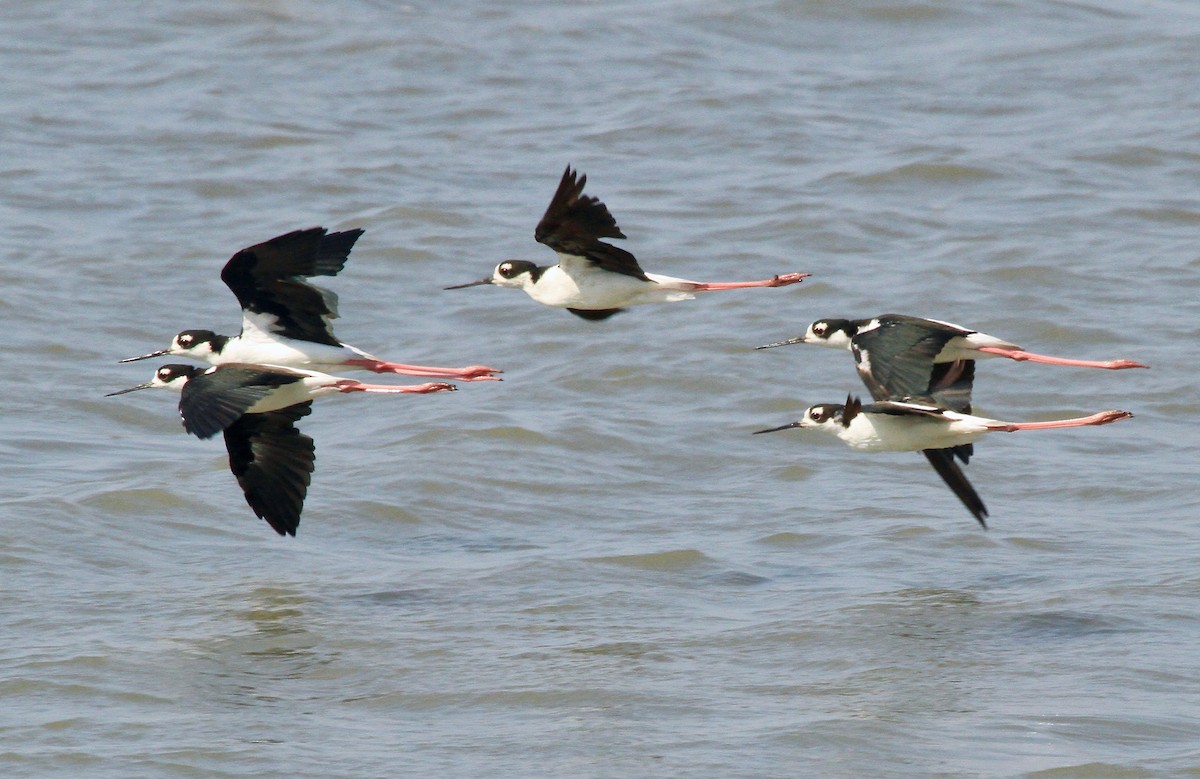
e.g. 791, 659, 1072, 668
179, 365, 305, 439
534, 166, 650, 281
852, 317, 971, 404
220, 227, 364, 345
852, 315, 976, 465
223, 402, 316, 536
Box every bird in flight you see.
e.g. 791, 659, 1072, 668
446, 166, 808, 319
756, 314, 1138, 526
122, 227, 501, 381
108, 363, 455, 536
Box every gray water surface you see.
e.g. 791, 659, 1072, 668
2, 1, 1199, 776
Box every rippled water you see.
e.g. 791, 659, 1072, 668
3, 0, 1199, 776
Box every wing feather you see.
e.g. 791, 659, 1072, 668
219, 228, 363, 345
923, 449, 988, 528
179, 367, 301, 439
223, 403, 315, 536
534, 166, 649, 281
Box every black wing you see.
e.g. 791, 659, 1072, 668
925, 359, 975, 463
223, 402, 316, 537
179, 366, 304, 439
923, 449, 988, 528
858, 399, 950, 419
926, 359, 975, 414
220, 227, 364, 345
567, 307, 625, 321
533, 166, 649, 281
852, 316, 970, 402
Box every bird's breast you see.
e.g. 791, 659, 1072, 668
841, 414, 987, 452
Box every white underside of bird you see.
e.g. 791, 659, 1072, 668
247, 368, 376, 412
804, 405, 1001, 451
151, 363, 446, 414
512, 257, 700, 309
799, 400, 1131, 452
213, 312, 377, 369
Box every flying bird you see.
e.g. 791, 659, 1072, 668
758, 314, 1147, 371
754, 396, 1132, 528
107, 363, 455, 536
122, 227, 501, 381
756, 315, 1140, 526
445, 166, 809, 319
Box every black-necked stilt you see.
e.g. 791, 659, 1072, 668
444, 166, 810, 320
755, 396, 1132, 528
121, 227, 502, 381
107, 363, 455, 536
758, 314, 1148, 371
761, 312, 991, 522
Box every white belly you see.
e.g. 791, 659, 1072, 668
841, 413, 991, 452
527, 266, 697, 309
217, 335, 369, 370
243, 373, 342, 413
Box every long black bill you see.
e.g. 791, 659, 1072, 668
755, 337, 806, 350
752, 421, 802, 435
444, 277, 494, 290
119, 349, 169, 363
106, 382, 154, 397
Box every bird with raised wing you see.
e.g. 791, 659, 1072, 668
445, 166, 809, 320
122, 227, 501, 381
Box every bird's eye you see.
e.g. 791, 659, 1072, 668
810, 408, 822, 420
158, 368, 171, 379
178, 335, 192, 346
498, 263, 514, 277
813, 323, 827, 336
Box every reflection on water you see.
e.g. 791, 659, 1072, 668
185, 586, 328, 713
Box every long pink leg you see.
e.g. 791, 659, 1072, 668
974, 346, 1147, 370
690, 272, 810, 291
333, 380, 457, 394
344, 358, 502, 381
986, 409, 1133, 432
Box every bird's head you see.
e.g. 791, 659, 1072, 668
107, 364, 204, 396
800, 319, 856, 349
755, 318, 856, 351
797, 402, 848, 430
445, 260, 541, 292
120, 329, 221, 363
752, 400, 853, 436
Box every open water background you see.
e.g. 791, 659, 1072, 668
2, 1, 1199, 776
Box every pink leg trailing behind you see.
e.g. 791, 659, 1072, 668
986, 410, 1133, 432
690, 272, 810, 291
333, 379, 457, 394
343, 358, 502, 381
974, 346, 1147, 370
